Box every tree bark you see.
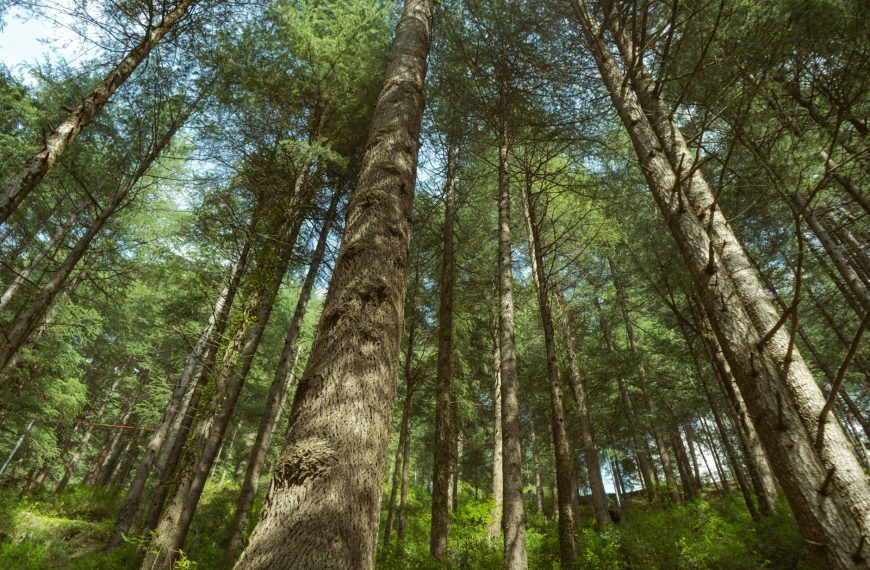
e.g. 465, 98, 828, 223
487, 317, 504, 543
576, 4, 870, 566
520, 178, 576, 565
225, 185, 342, 560
232, 2, 433, 567
0, 0, 199, 224
496, 79, 528, 570
430, 140, 457, 562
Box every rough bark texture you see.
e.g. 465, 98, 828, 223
521, 180, 576, 566
430, 141, 456, 562
225, 187, 342, 560
0, 0, 198, 224
497, 90, 529, 570
577, 4, 870, 565
232, 2, 432, 567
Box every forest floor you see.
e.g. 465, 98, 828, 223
0, 482, 815, 569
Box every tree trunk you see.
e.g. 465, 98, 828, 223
430, 140, 457, 562
0, 200, 87, 312
520, 178, 576, 565
553, 291, 610, 525
142, 182, 308, 569
496, 79, 529, 570
54, 378, 121, 496
0, 0, 198, 224
577, 4, 870, 566
0, 114, 189, 377
487, 318, 504, 543
685, 423, 703, 491
231, 2, 432, 567
670, 424, 699, 499
225, 185, 342, 560
595, 297, 656, 501
609, 256, 681, 503
108, 237, 252, 547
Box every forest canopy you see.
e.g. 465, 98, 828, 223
0, 0, 867, 569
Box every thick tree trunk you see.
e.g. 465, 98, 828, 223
430, 141, 457, 562
0, 115, 188, 377
576, 4, 870, 566
520, 179, 576, 565
232, 2, 433, 567
225, 186, 342, 560
108, 238, 252, 547
0, 0, 198, 224
496, 84, 528, 570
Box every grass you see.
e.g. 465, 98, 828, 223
0, 482, 814, 569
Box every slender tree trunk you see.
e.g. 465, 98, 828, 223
0, 115, 188, 377
225, 186, 342, 560
496, 80, 528, 570
670, 425, 699, 499
142, 185, 308, 569
595, 297, 656, 501
609, 256, 681, 503
487, 318, 504, 543
553, 291, 610, 524
54, 378, 121, 496
520, 180, 576, 565
577, 4, 870, 565
430, 141, 457, 562
383, 379, 415, 547
112, 427, 144, 489
700, 416, 730, 492
0, 419, 34, 478
0, 200, 87, 312
396, 404, 414, 546
108, 237, 252, 547
86, 374, 144, 486
0, 0, 198, 224
232, 2, 432, 567
452, 428, 462, 513
685, 423, 703, 491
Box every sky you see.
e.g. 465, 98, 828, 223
0, 5, 88, 82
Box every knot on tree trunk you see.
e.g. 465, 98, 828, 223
274, 437, 337, 489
